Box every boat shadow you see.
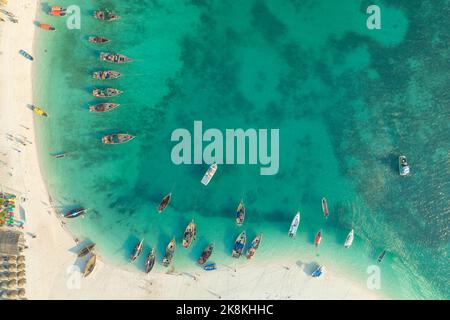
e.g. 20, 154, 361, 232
122, 234, 140, 262
67, 239, 94, 255
222, 225, 237, 255
379, 152, 399, 174
40, 2, 51, 14
296, 260, 319, 276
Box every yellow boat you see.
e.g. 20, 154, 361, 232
30, 105, 48, 117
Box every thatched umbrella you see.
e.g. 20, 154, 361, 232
7, 280, 16, 289
1, 291, 8, 299
17, 271, 25, 278
18, 278, 26, 287
17, 256, 25, 263
17, 263, 25, 271
7, 290, 18, 299
8, 273, 16, 280
8, 264, 16, 271
0, 280, 7, 288
18, 288, 26, 298
8, 256, 16, 264
0, 273, 7, 281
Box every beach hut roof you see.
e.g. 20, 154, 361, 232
0, 229, 23, 256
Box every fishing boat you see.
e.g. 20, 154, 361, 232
162, 238, 176, 267
157, 193, 171, 213
92, 88, 123, 98
51, 152, 68, 159
399, 155, 410, 176
145, 248, 156, 273
89, 103, 119, 113
288, 211, 300, 237
94, 10, 119, 21
311, 265, 324, 278
201, 163, 217, 186
344, 229, 354, 248
377, 250, 386, 263
197, 243, 214, 265
321, 198, 329, 218
49, 10, 66, 17
246, 234, 262, 259
89, 36, 110, 44
38, 23, 56, 31
102, 133, 135, 145
314, 230, 322, 247
83, 254, 96, 277
19, 49, 33, 61
77, 243, 96, 257
92, 70, 121, 80
182, 220, 197, 248
29, 105, 48, 117
235, 200, 245, 226
204, 263, 217, 271
130, 239, 144, 262
51, 6, 65, 11
64, 207, 87, 219
100, 52, 132, 63
232, 231, 246, 258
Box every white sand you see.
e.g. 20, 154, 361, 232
0, 1, 384, 300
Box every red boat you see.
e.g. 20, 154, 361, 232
321, 198, 329, 218
157, 193, 171, 213
50, 10, 66, 17
314, 230, 322, 247
38, 23, 56, 31
89, 36, 110, 44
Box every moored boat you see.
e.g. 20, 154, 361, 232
201, 163, 217, 186
89, 103, 120, 113
29, 105, 48, 117
198, 243, 214, 265
399, 155, 410, 176
377, 250, 386, 263
92, 88, 123, 98
246, 234, 262, 259
83, 254, 96, 277
100, 52, 132, 63
94, 10, 119, 21
38, 23, 56, 31
204, 263, 217, 271
182, 220, 197, 248
51, 152, 68, 158
64, 207, 87, 219
314, 230, 322, 247
130, 239, 144, 262
288, 211, 300, 237
232, 231, 246, 258
235, 200, 245, 226
162, 238, 176, 267
157, 193, 171, 213
49, 10, 66, 17
321, 198, 329, 218
311, 265, 324, 278
344, 229, 354, 248
89, 36, 110, 44
19, 49, 33, 61
92, 70, 121, 80
102, 133, 135, 145
78, 243, 96, 257
51, 6, 65, 12
145, 248, 156, 273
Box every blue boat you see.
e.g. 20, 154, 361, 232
311, 265, 324, 278
19, 50, 33, 61
204, 263, 217, 271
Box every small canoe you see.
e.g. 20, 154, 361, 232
64, 207, 87, 219
83, 254, 96, 277
162, 238, 176, 267
288, 211, 300, 237
130, 239, 144, 262
92, 70, 121, 80
321, 198, 329, 218
198, 243, 214, 265
377, 250, 386, 263
51, 6, 65, 11
94, 10, 119, 21
29, 105, 48, 117
145, 248, 156, 273
246, 234, 262, 259
399, 155, 410, 176
157, 193, 171, 213
201, 163, 217, 186
232, 231, 246, 258
92, 88, 123, 98
344, 229, 354, 248
89, 103, 119, 113
314, 230, 322, 247
50, 10, 66, 17
51, 152, 68, 159
311, 265, 324, 278
204, 263, 217, 271
235, 200, 245, 226
102, 133, 135, 145
182, 220, 197, 248
89, 36, 110, 44
38, 23, 56, 31
19, 49, 33, 61
78, 243, 96, 257
100, 52, 132, 63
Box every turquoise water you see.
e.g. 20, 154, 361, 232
32, 0, 449, 299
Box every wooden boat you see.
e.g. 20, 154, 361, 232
64, 207, 87, 219
314, 230, 322, 247
232, 231, 246, 258
182, 220, 197, 248
89, 103, 119, 113
157, 193, 171, 213
38, 23, 56, 31
29, 105, 48, 117
311, 265, 324, 278
92, 88, 123, 98
321, 198, 329, 218
344, 229, 354, 248
51, 6, 65, 11
399, 155, 410, 176
204, 263, 217, 271
246, 234, 262, 259
100, 52, 132, 63
102, 133, 135, 145
78, 243, 96, 257
197, 243, 214, 265
145, 248, 156, 273
377, 250, 386, 263
89, 36, 110, 44
92, 70, 121, 80
162, 238, 175, 267
51, 152, 68, 158
94, 10, 119, 21
235, 200, 245, 226
50, 10, 66, 17
19, 49, 33, 61
201, 163, 217, 186
288, 211, 300, 237
83, 254, 96, 277
130, 239, 144, 262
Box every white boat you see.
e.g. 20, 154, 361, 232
201, 163, 217, 186
288, 211, 300, 237
344, 229, 354, 248
399, 155, 410, 176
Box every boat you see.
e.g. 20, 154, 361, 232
94, 10, 119, 21
235, 200, 245, 226
77, 243, 96, 257
145, 248, 156, 273
377, 250, 386, 263
51, 152, 68, 158
201, 163, 217, 186
38, 23, 56, 31
89, 103, 119, 113
100, 52, 132, 63
157, 193, 171, 213
130, 239, 144, 262
182, 220, 197, 248
197, 243, 214, 265
344, 229, 354, 248
64, 207, 87, 219
232, 231, 246, 258
89, 36, 110, 44
83, 254, 96, 277
92, 88, 123, 98
246, 234, 262, 259
288, 211, 300, 237
311, 265, 324, 278
399, 155, 410, 176
321, 198, 329, 218
203, 263, 217, 271
92, 70, 121, 80
29, 105, 48, 117
49, 10, 66, 17
19, 49, 33, 61
314, 230, 322, 246
51, 6, 65, 11
162, 238, 176, 267
102, 133, 135, 145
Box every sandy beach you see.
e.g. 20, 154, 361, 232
0, 1, 384, 300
